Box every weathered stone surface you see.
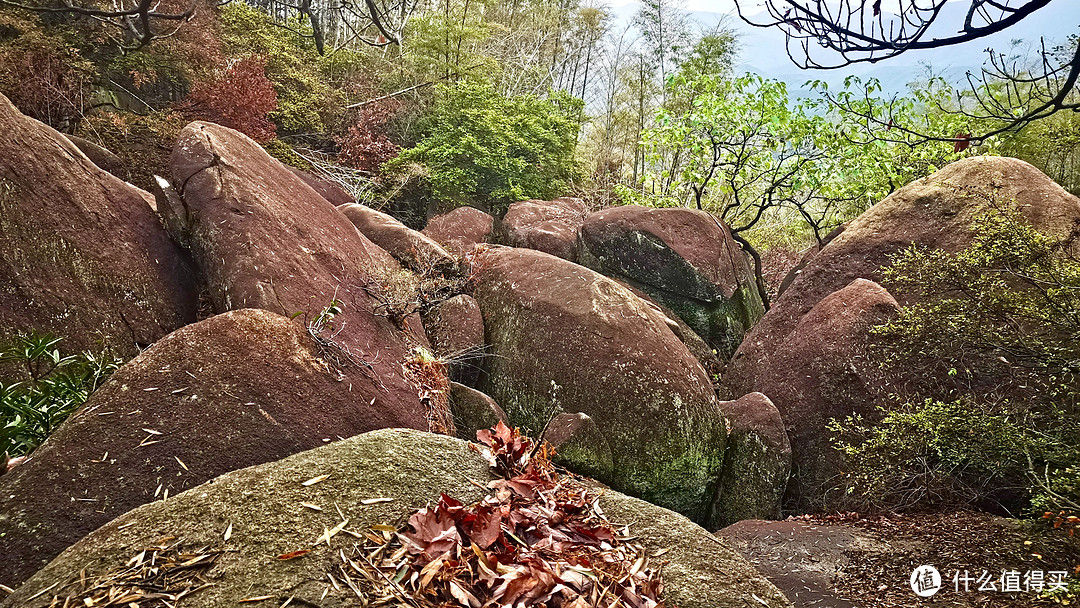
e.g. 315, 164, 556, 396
338, 202, 456, 272
540, 412, 614, 481
164, 121, 426, 414
287, 166, 354, 205
472, 246, 727, 521
724, 157, 1080, 507
728, 279, 900, 508
711, 392, 791, 528
4, 430, 790, 608
501, 197, 588, 261
63, 134, 125, 180
731, 157, 1080, 386
422, 206, 495, 255
422, 294, 485, 386
0, 93, 197, 355
0, 309, 429, 587
448, 381, 508, 440
578, 205, 764, 358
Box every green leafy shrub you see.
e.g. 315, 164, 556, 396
831, 204, 1080, 517
218, 2, 341, 135
0, 333, 122, 457
385, 80, 584, 215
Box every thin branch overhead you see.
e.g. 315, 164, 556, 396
732, 1, 1079, 144
0, 0, 197, 50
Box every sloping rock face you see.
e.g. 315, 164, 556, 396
730, 157, 1080, 384
3, 430, 790, 608
712, 392, 791, 528
0, 93, 196, 355
422, 206, 495, 255
62, 134, 126, 180
501, 197, 588, 261
578, 205, 764, 358
0, 309, 429, 587
728, 279, 899, 509
472, 247, 727, 521
163, 121, 426, 413
338, 202, 456, 272
286, 166, 354, 205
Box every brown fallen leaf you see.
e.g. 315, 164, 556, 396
277, 550, 311, 560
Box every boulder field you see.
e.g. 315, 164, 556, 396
5, 95, 1080, 604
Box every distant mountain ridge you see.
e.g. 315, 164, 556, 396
608, 0, 1080, 96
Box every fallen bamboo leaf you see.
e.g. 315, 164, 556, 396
175, 456, 189, 471
239, 595, 275, 602
224, 523, 233, 541
302, 474, 330, 486
277, 550, 311, 560
360, 497, 393, 505
301, 502, 323, 511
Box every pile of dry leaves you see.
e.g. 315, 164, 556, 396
336, 422, 670, 607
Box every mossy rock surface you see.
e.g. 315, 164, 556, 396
3, 429, 791, 608
577, 205, 764, 358
472, 246, 727, 522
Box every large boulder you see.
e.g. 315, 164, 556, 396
338, 202, 456, 272
162, 121, 426, 415
731, 157, 1080, 380
500, 197, 588, 261
421, 294, 485, 385
724, 157, 1080, 508
578, 205, 764, 358
0, 92, 196, 355
2, 429, 790, 608
472, 246, 728, 521
0, 309, 429, 587
711, 392, 791, 528
422, 206, 495, 255
727, 279, 899, 508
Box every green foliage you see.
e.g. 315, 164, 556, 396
832, 206, 1080, 516
385, 80, 584, 214
218, 2, 342, 134
0, 333, 121, 457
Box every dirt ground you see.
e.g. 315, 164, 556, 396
718, 512, 1080, 608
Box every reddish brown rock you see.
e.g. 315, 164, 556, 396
0, 309, 429, 587
540, 412, 613, 481
0, 93, 196, 355
731, 157, 1080, 382
338, 202, 456, 272
711, 392, 791, 528
164, 121, 426, 417
500, 197, 588, 261
63, 134, 126, 181
287, 166, 354, 205
578, 205, 764, 358
472, 246, 727, 521
422, 294, 485, 386
449, 382, 508, 440
422, 206, 495, 255
727, 279, 899, 508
